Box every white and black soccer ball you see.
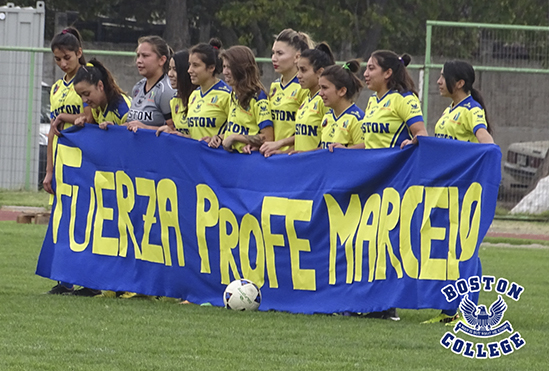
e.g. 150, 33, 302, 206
223, 279, 261, 311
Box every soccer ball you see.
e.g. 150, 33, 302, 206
223, 279, 261, 311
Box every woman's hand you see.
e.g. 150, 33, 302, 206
222, 135, 235, 152
328, 143, 346, 152
99, 121, 114, 130
126, 120, 144, 133
43, 171, 54, 195
207, 135, 223, 148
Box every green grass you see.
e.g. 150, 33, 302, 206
0, 221, 547, 370
0, 190, 51, 209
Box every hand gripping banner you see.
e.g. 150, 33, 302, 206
36, 125, 501, 314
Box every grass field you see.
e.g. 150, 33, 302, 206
0, 219, 548, 370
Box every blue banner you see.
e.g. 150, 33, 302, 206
36, 125, 501, 314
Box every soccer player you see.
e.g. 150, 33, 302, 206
73, 58, 132, 128
126, 36, 176, 131
156, 50, 197, 138
318, 61, 365, 150
220, 46, 273, 153
260, 29, 312, 155
44, 27, 93, 295
362, 50, 428, 150
433, 60, 493, 143
421, 60, 493, 325
186, 39, 232, 146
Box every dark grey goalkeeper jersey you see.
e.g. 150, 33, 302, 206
128, 74, 175, 127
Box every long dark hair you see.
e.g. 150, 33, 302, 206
220, 46, 266, 110
443, 60, 492, 134
172, 50, 197, 115
321, 59, 363, 101
300, 42, 335, 72
73, 58, 125, 108
51, 27, 86, 65
370, 50, 417, 96
190, 38, 223, 76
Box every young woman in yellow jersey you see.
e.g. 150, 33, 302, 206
73, 58, 131, 128
156, 50, 197, 138
433, 60, 493, 143
260, 29, 312, 155
126, 36, 176, 131
220, 46, 273, 153
45, 27, 93, 295
421, 60, 493, 325
187, 39, 231, 146
264, 42, 335, 156
362, 50, 427, 150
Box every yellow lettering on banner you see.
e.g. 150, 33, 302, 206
285, 199, 315, 291
69, 186, 95, 252
157, 179, 183, 267
219, 208, 241, 284
136, 177, 163, 264
261, 197, 287, 288
240, 213, 265, 287
115, 171, 141, 259
399, 186, 422, 279
196, 184, 219, 273
324, 194, 361, 285
419, 187, 448, 280
52, 145, 82, 243
92, 171, 119, 256
376, 188, 403, 280
354, 193, 380, 282
447, 187, 460, 280
459, 182, 482, 262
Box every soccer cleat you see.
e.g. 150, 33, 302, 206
445, 314, 463, 327
365, 308, 400, 321
96, 290, 117, 298
421, 312, 459, 324
71, 287, 102, 297
119, 292, 138, 299
47, 283, 74, 295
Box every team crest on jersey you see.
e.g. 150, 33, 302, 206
53, 84, 59, 95
271, 87, 277, 97
411, 103, 419, 109
290, 89, 297, 97
313, 101, 318, 111
383, 100, 391, 108
321, 118, 328, 128
342, 120, 349, 129
453, 112, 461, 121
175, 104, 180, 114
210, 95, 218, 104
191, 96, 196, 105
299, 102, 305, 110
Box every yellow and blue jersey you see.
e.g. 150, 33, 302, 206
294, 92, 329, 151
320, 104, 365, 149
269, 75, 308, 149
225, 90, 273, 153
362, 90, 424, 149
434, 95, 487, 143
92, 94, 131, 125
187, 80, 232, 140
50, 76, 85, 128
170, 97, 189, 135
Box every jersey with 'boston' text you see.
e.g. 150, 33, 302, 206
320, 104, 364, 149
434, 95, 487, 143
225, 90, 273, 153
294, 91, 329, 151
269, 75, 308, 149
362, 90, 424, 149
187, 80, 231, 140
50, 76, 85, 128
170, 97, 189, 135
127, 74, 175, 127
92, 94, 131, 125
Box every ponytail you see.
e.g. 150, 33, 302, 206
370, 50, 417, 96
51, 27, 86, 65
321, 59, 363, 100
300, 42, 335, 72
74, 58, 125, 107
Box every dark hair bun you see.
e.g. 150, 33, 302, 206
209, 38, 223, 50
345, 59, 361, 74
400, 53, 412, 67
